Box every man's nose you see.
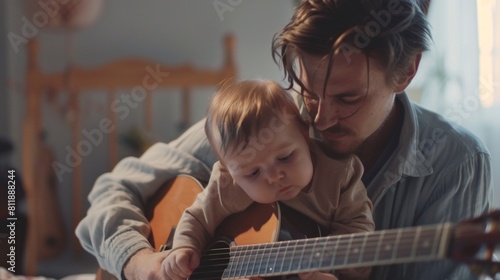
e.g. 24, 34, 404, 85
313, 100, 340, 131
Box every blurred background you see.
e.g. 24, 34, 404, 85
0, 0, 498, 279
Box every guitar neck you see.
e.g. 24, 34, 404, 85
222, 223, 454, 278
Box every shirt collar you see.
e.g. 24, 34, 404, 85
396, 92, 433, 178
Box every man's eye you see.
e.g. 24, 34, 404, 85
339, 95, 363, 105
303, 94, 319, 104
303, 93, 318, 99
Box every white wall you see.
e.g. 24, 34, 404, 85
5, 0, 296, 248
409, 0, 500, 207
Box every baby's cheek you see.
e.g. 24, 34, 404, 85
299, 161, 314, 184
240, 183, 271, 203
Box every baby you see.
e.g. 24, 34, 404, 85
165, 80, 374, 280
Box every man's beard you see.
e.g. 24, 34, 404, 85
311, 124, 363, 159
313, 111, 393, 160
317, 135, 363, 159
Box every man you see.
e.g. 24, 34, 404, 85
76, 0, 493, 279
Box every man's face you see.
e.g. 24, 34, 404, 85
299, 52, 399, 158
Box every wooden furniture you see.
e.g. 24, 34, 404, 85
22, 34, 237, 275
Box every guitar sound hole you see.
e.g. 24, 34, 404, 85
188, 239, 300, 280
189, 239, 231, 280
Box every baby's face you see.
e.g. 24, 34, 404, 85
221, 120, 313, 203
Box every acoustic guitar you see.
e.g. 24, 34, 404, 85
97, 175, 500, 279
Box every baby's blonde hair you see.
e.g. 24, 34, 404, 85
205, 79, 306, 158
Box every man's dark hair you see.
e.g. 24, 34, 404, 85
273, 0, 432, 88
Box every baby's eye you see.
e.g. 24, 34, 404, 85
278, 151, 294, 162
246, 169, 260, 178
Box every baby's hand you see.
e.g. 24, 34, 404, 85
298, 271, 339, 280
164, 248, 200, 280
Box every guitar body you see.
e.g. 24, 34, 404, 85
97, 175, 326, 280
190, 202, 327, 280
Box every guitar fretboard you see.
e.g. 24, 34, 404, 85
222, 223, 453, 279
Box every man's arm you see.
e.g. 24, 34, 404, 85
75, 119, 217, 279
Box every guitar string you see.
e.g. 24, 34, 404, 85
201, 225, 441, 258
200, 229, 442, 272
190, 228, 496, 279
190, 226, 448, 277
219, 234, 438, 275
190, 223, 494, 277
201, 227, 440, 263
185, 213, 498, 277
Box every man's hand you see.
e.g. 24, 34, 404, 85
123, 248, 171, 279
164, 248, 200, 280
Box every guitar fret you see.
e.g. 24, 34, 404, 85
278, 241, 290, 274
245, 245, 260, 275
391, 228, 403, 260
329, 235, 341, 267
249, 244, 260, 276
260, 243, 272, 275
359, 232, 377, 263
343, 235, 354, 265
379, 230, 396, 262
431, 224, 442, 256
268, 242, 280, 275
239, 246, 249, 277
432, 225, 445, 255
242, 247, 250, 278
298, 239, 307, 271
437, 224, 452, 258
374, 230, 384, 263
302, 239, 312, 270
415, 227, 436, 258
269, 242, 282, 275
257, 244, 267, 274
290, 239, 301, 272
410, 226, 422, 258
395, 228, 416, 259
229, 247, 242, 278
319, 236, 330, 267
358, 232, 369, 264
223, 248, 232, 278
306, 237, 320, 270
346, 233, 371, 266
241, 245, 251, 276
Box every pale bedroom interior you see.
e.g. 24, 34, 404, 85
0, 0, 499, 279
